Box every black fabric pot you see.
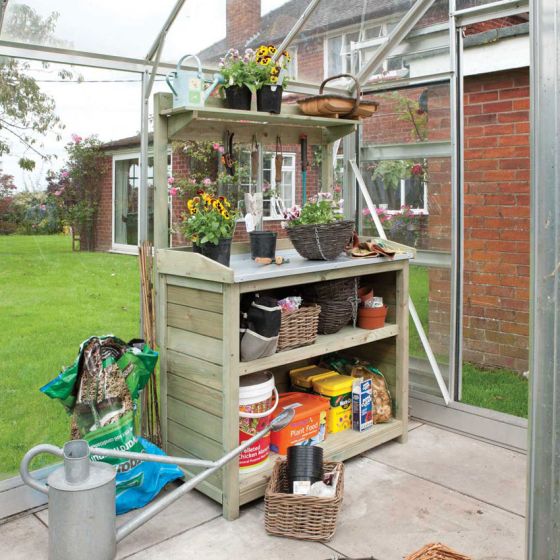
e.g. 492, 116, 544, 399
193, 238, 232, 267
257, 85, 283, 114
249, 231, 277, 260
225, 85, 252, 110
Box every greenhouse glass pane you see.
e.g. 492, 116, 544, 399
0, 0, 177, 58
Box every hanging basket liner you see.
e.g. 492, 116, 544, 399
297, 74, 379, 119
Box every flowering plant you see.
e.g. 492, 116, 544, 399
283, 192, 344, 227
254, 44, 291, 87
218, 48, 260, 93
180, 190, 238, 245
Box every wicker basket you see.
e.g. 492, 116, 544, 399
264, 460, 344, 541
287, 220, 355, 261
405, 543, 472, 560
303, 278, 358, 334
277, 304, 321, 352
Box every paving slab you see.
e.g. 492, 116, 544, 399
125, 506, 335, 560
36, 481, 222, 559
329, 455, 524, 560
365, 424, 526, 515
0, 514, 48, 560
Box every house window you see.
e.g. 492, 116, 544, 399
325, 21, 404, 79
262, 153, 296, 218
113, 153, 170, 247
366, 159, 428, 214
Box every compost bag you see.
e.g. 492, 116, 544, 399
41, 335, 183, 514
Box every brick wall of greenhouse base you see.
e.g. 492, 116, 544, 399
96, 155, 113, 251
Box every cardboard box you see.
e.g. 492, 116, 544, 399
352, 378, 373, 432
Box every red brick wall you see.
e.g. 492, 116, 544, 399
461, 68, 530, 372
95, 155, 113, 251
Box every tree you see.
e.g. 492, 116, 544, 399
0, 3, 69, 170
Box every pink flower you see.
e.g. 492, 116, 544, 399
61, 170, 69, 179
167, 177, 175, 185
203, 177, 212, 186
40, 204, 46, 210
334, 185, 342, 193
218, 146, 224, 154
168, 187, 178, 196
71, 133, 82, 144
54, 190, 62, 197
362, 208, 371, 216
411, 163, 423, 176
212, 143, 221, 151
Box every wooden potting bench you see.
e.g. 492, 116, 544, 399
152, 92, 412, 520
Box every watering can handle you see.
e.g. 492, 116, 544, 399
165, 72, 178, 97
20, 444, 64, 495
176, 53, 203, 77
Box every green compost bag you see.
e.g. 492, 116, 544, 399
41, 336, 182, 514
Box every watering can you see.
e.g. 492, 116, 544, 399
165, 54, 224, 108
20, 408, 295, 560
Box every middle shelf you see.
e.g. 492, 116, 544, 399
239, 323, 399, 376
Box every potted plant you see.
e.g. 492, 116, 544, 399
283, 193, 353, 260
180, 190, 238, 266
218, 48, 259, 110
254, 45, 291, 114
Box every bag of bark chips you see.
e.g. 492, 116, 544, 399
41, 335, 183, 514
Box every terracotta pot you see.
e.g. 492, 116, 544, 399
357, 306, 387, 330
357, 286, 374, 304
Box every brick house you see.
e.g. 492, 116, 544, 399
94, 0, 530, 373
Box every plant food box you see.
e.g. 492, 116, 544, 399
352, 378, 373, 432
313, 374, 354, 433
269, 392, 329, 455
289, 365, 338, 393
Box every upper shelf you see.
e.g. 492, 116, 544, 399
160, 104, 358, 144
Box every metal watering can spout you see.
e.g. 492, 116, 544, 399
165, 54, 223, 108
19, 408, 296, 560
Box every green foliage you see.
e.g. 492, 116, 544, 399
218, 48, 260, 94
380, 91, 428, 142
180, 191, 238, 245
287, 196, 343, 227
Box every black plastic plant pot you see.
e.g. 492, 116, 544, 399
256, 85, 283, 114
249, 231, 277, 260
193, 238, 232, 267
225, 85, 252, 110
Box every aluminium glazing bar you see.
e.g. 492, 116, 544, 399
270, 0, 322, 64
349, 158, 452, 405
527, 0, 560, 556
453, 0, 529, 27
354, 0, 438, 89
145, 0, 188, 61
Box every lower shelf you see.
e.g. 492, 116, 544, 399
239, 418, 404, 505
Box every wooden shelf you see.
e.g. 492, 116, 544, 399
160, 105, 357, 144
239, 419, 404, 505
239, 323, 399, 376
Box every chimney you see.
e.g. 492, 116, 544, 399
226, 0, 261, 49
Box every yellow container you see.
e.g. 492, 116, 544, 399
312, 374, 354, 433
289, 365, 338, 393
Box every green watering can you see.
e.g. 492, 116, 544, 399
166, 54, 224, 109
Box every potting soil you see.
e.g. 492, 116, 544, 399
41, 335, 183, 514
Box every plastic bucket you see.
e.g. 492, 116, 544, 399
239, 372, 278, 471
249, 231, 277, 260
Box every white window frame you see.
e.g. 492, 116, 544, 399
262, 151, 296, 220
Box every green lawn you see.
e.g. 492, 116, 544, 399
0, 235, 140, 479
409, 266, 528, 418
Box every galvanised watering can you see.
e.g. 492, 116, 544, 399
20, 408, 296, 560
165, 54, 223, 108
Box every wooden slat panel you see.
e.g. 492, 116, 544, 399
157, 249, 234, 283
167, 327, 223, 365
166, 275, 223, 293
167, 350, 222, 391
167, 285, 223, 312
167, 420, 223, 462
168, 303, 223, 339
167, 443, 223, 503
168, 396, 222, 443
167, 373, 223, 417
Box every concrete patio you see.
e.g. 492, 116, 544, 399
0, 422, 526, 560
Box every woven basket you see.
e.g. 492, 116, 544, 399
277, 304, 321, 352
287, 220, 354, 261
264, 460, 344, 541
303, 278, 358, 334
405, 543, 472, 560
